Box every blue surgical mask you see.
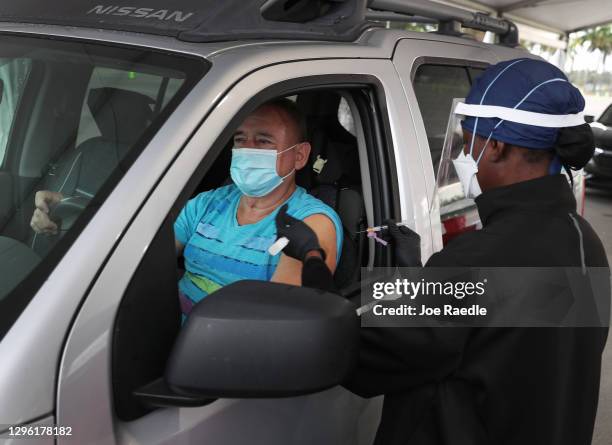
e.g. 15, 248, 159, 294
230, 144, 297, 197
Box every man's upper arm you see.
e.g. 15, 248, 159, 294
174, 202, 197, 247
303, 213, 338, 273
271, 213, 338, 285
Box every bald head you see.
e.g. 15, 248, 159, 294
254, 98, 306, 145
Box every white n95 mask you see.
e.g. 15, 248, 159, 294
452, 150, 482, 199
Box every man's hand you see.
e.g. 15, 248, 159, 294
385, 219, 422, 267
275, 204, 325, 262
30, 191, 63, 235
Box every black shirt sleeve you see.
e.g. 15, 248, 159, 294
344, 249, 471, 397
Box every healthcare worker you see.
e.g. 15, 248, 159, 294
275, 58, 610, 445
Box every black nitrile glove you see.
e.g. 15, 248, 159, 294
303, 255, 337, 293
384, 219, 422, 267
275, 204, 325, 262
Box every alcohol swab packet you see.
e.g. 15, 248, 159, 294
268, 237, 289, 256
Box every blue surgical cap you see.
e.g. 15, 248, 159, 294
461, 58, 585, 151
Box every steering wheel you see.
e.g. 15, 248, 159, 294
48, 196, 91, 235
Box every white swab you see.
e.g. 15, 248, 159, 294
268, 237, 289, 256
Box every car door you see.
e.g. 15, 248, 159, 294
392, 39, 499, 254
55, 55, 433, 445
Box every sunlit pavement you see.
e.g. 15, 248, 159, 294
584, 188, 612, 445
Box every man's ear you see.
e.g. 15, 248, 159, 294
294, 142, 311, 170
487, 139, 509, 163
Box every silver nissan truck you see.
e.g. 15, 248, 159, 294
0, 0, 585, 444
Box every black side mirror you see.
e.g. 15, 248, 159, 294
165, 280, 359, 398
585, 115, 595, 124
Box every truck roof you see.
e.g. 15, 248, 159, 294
0, 0, 373, 43
0, 19, 526, 67
0, 0, 518, 46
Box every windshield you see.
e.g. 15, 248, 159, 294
0, 34, 208, 338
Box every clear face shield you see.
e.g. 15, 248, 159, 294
431, 98, 476, 216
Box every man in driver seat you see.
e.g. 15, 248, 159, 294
173, 99, 342, 320
32, 98, 343, 321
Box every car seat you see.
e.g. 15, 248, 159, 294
44, 87, 154, 197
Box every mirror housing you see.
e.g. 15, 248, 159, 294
165, 280, 359, 398
584, 114, 595, 124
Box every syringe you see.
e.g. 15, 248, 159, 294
357, 221, 412, 234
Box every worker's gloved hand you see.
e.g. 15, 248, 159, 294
275, 204, 325, 262
384, 219, 422, 267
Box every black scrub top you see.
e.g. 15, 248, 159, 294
346, 174, 610, 445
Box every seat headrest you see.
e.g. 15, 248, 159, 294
88, 88, 154, 146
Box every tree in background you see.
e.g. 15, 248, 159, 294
520, 39, 557, 57
572, 25, 612, 74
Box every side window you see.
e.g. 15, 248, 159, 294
0, 58, 31, 164
0, 34, 208, 340
468, 67, 486, 85
413, 64, 472, 174
413, 63, 488, 244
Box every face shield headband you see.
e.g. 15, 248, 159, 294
452, 61, 585, 199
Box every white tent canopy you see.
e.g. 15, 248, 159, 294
445, 0, 612, 34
